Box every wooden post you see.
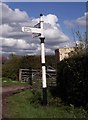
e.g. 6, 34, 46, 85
19, 69, 22, 81
29, 67, 32, 85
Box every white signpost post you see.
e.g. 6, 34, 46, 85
22, 14, 47, 105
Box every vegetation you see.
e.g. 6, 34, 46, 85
2, 77, 29, 87
4, 90, 88, 118
57, 53, 88, 110
2, 55, 56, 80
55, 30, 88, 110
2, 30, 88, 118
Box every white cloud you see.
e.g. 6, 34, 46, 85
43, 14, 58, 26
31, 14, 58, 26
16, 39, 30, 49
1, 37, 41, 55
0, 24, 13, 35
1, 2, 29, 24
64, 12, 88, 27
44, 28, 60, 39
1, 3, 71, 55
45, 48, 54, 55
76, 12, 88, 27
2, 38, 30, 49
64, 20, 74, 28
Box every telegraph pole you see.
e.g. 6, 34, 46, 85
40, 14, 47, 105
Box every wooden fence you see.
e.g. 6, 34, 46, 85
19, 68, 56, 87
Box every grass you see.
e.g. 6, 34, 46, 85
4, 90, 88, 118
2, 77, 29, 87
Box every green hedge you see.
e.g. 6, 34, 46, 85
57, 54, 88, 108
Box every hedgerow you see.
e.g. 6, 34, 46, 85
57, 54, 88, 109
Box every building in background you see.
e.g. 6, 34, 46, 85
55, 47, 74, 62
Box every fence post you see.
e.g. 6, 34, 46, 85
19, 69, 22, 81
29, 67, 32, 85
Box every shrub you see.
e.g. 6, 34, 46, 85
48, 97, 64, 107
57, 54, 88, 109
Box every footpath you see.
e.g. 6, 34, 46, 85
2, 85, 31, 99
2, 85, 31, 118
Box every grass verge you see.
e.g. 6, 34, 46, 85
4, 90, 88, 118
2, 77, 29, 87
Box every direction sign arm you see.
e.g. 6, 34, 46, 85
22, 27, 42, 34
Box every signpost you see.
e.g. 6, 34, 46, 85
22, 27, 41, 34
22, 14, 47, 105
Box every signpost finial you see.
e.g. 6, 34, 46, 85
40, 14, 43, 16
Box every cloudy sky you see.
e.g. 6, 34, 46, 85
0, 2, 87, 56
